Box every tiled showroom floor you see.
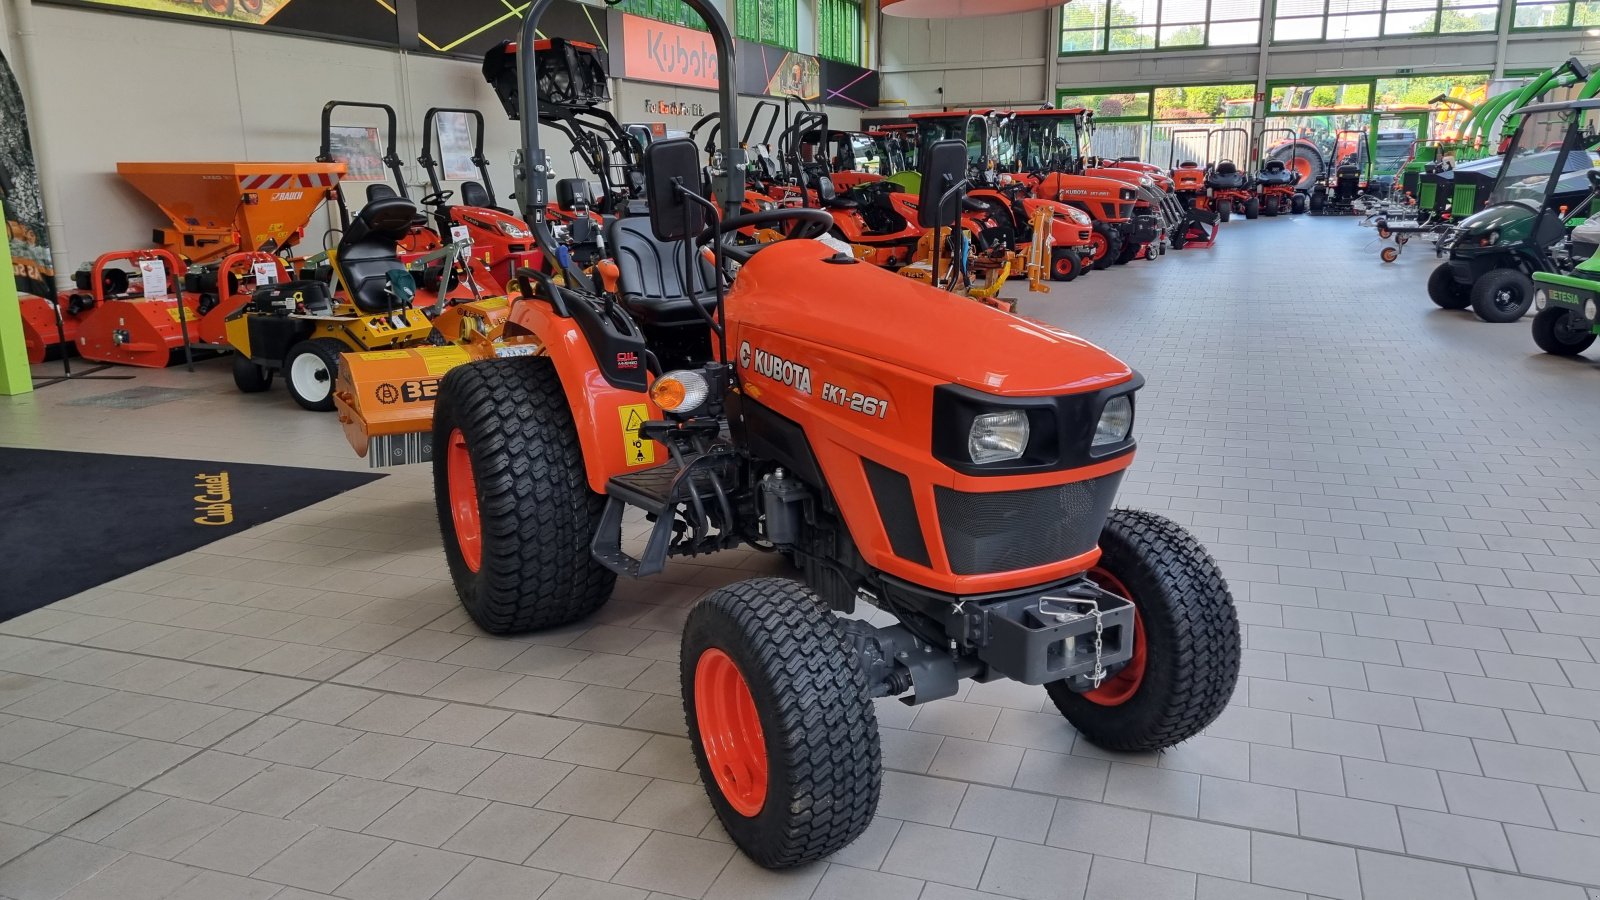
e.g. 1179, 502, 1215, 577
2, 216, 1600, 900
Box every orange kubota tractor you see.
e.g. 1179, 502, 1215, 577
431, 0, 1240, 872
417, 106, 543, 287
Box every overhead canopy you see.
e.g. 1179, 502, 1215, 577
882, 0, 1063, 16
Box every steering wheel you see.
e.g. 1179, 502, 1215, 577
418, 190, 453, 207
711, 208, 834, 243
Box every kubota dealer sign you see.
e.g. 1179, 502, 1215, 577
622, 14, 719, 90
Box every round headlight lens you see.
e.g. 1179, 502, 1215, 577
651, 370, 710, 416
1093, 395, 1134, 448
1586, 299, 1599, 321
969, 411, 1029, 464
499, 221, 533, 239
1535, 289, 1549, 312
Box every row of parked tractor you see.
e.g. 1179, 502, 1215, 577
1351, 56, 1600, 360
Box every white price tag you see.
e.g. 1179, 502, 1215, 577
253, 262, 279, 285
138, 260, 169, 298
450, 225, 472, 248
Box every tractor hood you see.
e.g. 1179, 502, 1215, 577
727, 240, 1134, 397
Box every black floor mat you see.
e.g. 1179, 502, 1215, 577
0, 448, 383, 620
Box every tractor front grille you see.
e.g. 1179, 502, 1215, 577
934, 472, 1120, 575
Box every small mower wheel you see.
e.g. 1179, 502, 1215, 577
1045, 509, 1241, 752
1090, 223, 1123, 270
1381, 247, 1400, 263
1531, 307, 1597, 356
231, 353, 273, 393
682, 578, 879, 869
1308, 191, 1326, 213
432, 357, 616, 633
1427, 265, 1471, 309
1470, 268, 1535, 323
1262, 199, 1279, 218
1243, 197, 1260, 220
283, 338, 346, 412
1050, 248, 1083, 282
1217, 201, 1232, 223
1291, 193, 1308, 214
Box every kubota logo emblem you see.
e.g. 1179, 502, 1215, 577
740, 342, 812, 395
738, 341, 752, 368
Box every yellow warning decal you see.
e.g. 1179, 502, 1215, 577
360, 350, 412, 361
472, 296, 509, 311
618, 404, 655, 468
165, 306, 196, 325
411, 345, 473, 375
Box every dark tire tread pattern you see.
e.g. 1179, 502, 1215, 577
1046, 509, 1241, 752
681, 578, 879, 869
432, 357, 616, 634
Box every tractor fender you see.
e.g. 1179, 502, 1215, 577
504, 300, 659, 493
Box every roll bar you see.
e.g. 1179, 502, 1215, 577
419, 107, 494, 206
318, 100, 406, 227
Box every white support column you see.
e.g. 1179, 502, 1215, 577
1491, 0, 1513, 79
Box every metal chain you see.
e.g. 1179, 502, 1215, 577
1090, 602, 1105, 688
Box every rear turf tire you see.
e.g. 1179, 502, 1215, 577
1531, 307, 1597, 356
232, 353, 272, 393
1045, 509, 1241, 752
283, 338, 345, 412
432, 357, 615, 633
1427, 265, 1471, 310
1244, 197, 1260, 220
1470, 268, 1535, 323
682, 578, 879, 869
1116, 239, 1143, 265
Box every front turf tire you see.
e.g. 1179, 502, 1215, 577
1051, 247, 1083, 282
232, 353, 272, 393
1045, 509, 1241, 752
1532, 307, 1597, 356
682, 578, 879, 869
1427, 265, 1471, 310
283, 338, 346, 412
432, 357, 615, 634
1090, 223, 1123, 270
1471, 268, 1535, 323
1244, 197, 1260, 220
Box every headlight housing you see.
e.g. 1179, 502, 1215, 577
498, 221, 533, 239
1586, 298, 1599, 321
1093, 395, 1134, 448
650, 370, 710, 417
969, 411, 1029, 464
1068, 207, 1093, 226
1535, 289, 1548, 311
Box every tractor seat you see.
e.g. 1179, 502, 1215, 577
606, 217, 717, 327
461, 181, 492, 208
816, 176, 859, 210
366, 184, 428, 228
336, 195, 418, 314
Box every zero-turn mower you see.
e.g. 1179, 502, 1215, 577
1253, 129, 1309, 216
432, 1, 1241, 871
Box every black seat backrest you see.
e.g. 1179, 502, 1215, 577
366, 184, 399, 202
816, 176, 838, 204
336, 195, 418, 314
1179, 161, 1200, 168
460, 181, 491, 208
1215, 160, 1237, 176
606, 217, 715, 327
1337, 163, 1360, 177
556, 178, 593, 212
1263, 160, 1286, 174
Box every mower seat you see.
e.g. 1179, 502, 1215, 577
461, 181, 492, 208
1256, 160, 1295, 186
336, 196, 418, 314
1207, 160, 1248, 190
1179, 161, 1200, 168
607, 217, 717, 327
816, 177, 859, 210
366, 184, 429, 228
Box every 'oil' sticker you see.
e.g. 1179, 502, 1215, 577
618, 404, 655, 467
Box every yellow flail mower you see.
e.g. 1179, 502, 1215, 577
897, 204, 1053, 312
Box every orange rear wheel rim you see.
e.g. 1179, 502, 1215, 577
1082, 567, 1146, 707
695, 648, 768, 817
446, 429, 483, 573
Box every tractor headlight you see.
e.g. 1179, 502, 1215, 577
1586, 298, 1599, 321
651, 370, 710, 417
498, 221, 532, 239
1093, 395, 1134, 448
1535, 289, 1549, 311
1068, 207, 1092, 226
1487, 230, 1500, 245
969, 411, 1030, 464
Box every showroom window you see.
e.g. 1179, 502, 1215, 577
736, 0, 799, 49
1272, 0, 1498, 41
1512, 0, 1600, 29
614, 0, 705, 29
818, 0, 864, 63
1060, 0, 1263, 54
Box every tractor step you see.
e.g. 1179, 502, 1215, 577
591, 451, 739, 577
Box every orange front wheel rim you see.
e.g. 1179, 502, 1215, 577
695, 648, 768, 817
446, 429, 483, 573
1082, 566, 1146, 707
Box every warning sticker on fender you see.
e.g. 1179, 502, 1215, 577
618, 404, 655, 467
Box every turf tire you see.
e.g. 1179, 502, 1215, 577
1291, 193, 1308, 214
231, 353, 272, 393
1050, 247, 1083, 282
432, 357, 616, 634
682, 578, 879, 869
1217, 201, 1232, 223
1244, 197, 1260, 219
1116, 239, 1143, 265
283, 338, 345, 412
1091, 223, 1123, 270
1262, 198, 1279, 217
1471, 268, 1535, 323
1045, 509, 1241, 752
1427, 265, 1471, 309
1531, 307, 1597, 356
